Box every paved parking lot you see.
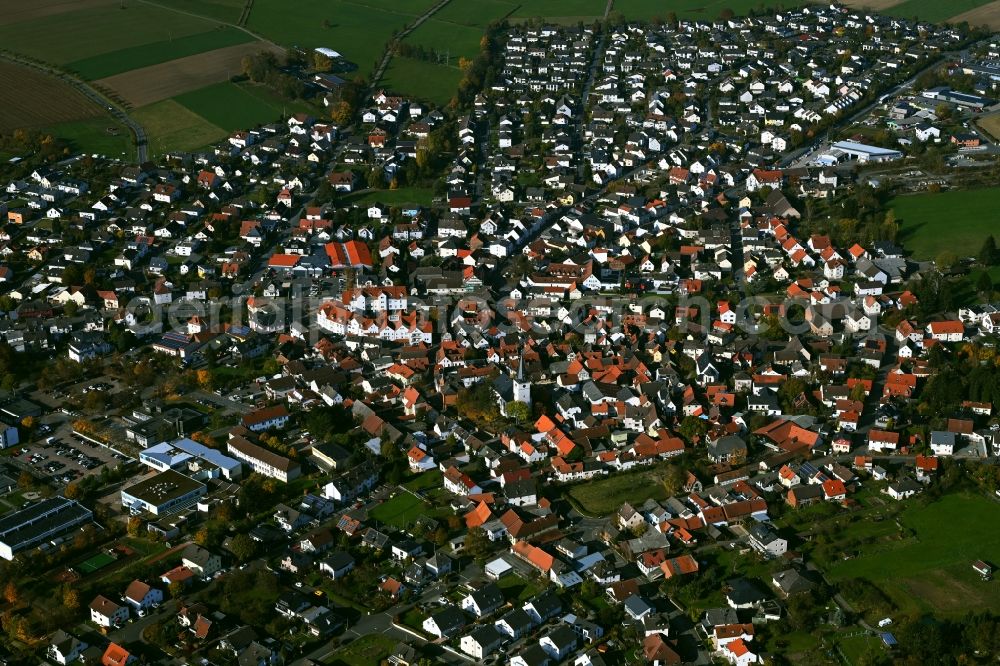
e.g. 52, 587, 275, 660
13, 429, 122, 487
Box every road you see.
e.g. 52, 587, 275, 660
0, 52, 148, 162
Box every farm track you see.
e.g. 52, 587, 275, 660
0, 51, 147, 162
368, 0, 454, 95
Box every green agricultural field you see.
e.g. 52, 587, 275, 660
66, 28, 254, 80
826, 493, 1000, 616
158, 0, 247, 23
404, 19, 486, 59
883, 0, 994, 23
368, 491, 427, 528
615, 0, 809, 20
511, 0, 606, 19
47, 117, 134, 158
433, 0, 519, 26
247, 0, 437, 77
326, 634, 397, 666
173, 82, 300, 131
890, 187, 1000, 260
1, 3, 224, 65
566, 467, 668, 515
132, 99, 227, 155
379, 58, 463, 106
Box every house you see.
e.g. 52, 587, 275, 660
101, 643, 134, 666
181, 544, 223, 579
48, 630, 89, 665
461, 583, 504, 618
123, 580, 163, 611
930, 431, 955, 456
422, 606, 467, 639
747, 524, 787, 558
460, 625, 506, 660
319, 551, 356, 580
886, 476, 922, 500
539, 625, 578, 661
90, 595, 129, 628
771, 569, 815, 597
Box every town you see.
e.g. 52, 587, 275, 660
0, 4, 999, 666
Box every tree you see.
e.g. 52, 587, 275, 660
464, 527, 490, 561
16, 471, 34, 490
661, 465, 686, 496
127, 516, 143, 537
228, 533, 258, 562
935, 250, 958, 271
507, 401, 531, 425
62, 585, 80, 611
979, 235, 997, 266
168, 581, 185, 599
678, 415, 708, 444
977, 271, 993, 296
3, 582, 18, 604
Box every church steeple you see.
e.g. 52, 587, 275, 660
513, 346, 531, 405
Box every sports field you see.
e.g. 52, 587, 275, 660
77, 551, 116, 575
404, 19, 486, 59
47, 118, 135, 158
826, 493, 1000, 615
891, 187, 1000, 260
380, 58, 463, 107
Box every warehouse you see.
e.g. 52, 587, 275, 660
121, 469, 206, 516
0, 497, 93, 560
825, 140, 902, 164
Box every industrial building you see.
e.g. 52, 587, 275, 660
121, 469, 207, 516
0, 497, 93, 560
139, 437, 243, 481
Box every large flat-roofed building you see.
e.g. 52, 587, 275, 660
121, 469, 207, 516
0, 497, 93, 560
825, 140, 902, 164
227, 433, 300, 483
139, 438, 243, 481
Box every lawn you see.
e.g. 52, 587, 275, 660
173, 81, 292, 131
883, 0, 994, 23
247, 0, 437, 77
66, 27, 255, 79
326, 633, 398, 666
379, 57, 463, 107
46, 117, 134, 158
1, 3, 223, 65
826, 493, 1000, 615
497, 571, 543, 602
837, 632, 885, 666
132, 99, 228, 155
891, 187, 1000, 260
404, 469, 443, 492
566, 467, 668, 516
368, 492, 427, 528
344, 186, 435, 207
